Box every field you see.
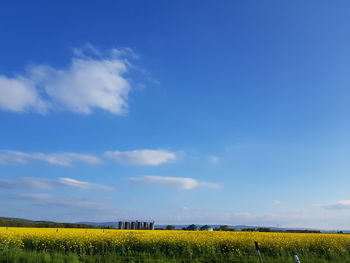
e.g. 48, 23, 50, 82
1, 227, 350, 262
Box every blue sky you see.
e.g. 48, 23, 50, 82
1, 0, 350, 229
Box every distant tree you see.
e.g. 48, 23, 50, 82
241, 228, 256, 232
0, 217, 100, 229
218, 225, 229, 231
166, 225, 175, 230
200, 225, 212, 231
185, 224, 198, 231
257, 227, 271, 232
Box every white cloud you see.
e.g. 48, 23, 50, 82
0, 150, 101, 166
0, 45, 134, 114
324, 200, 350, 210
57, 178, 113, 190
0, 76, 47, 113
209, 155, 220, 164
105, 150, 176, 166
0, 177, 114, 191
9, 193, 108, 210
129, 175, 220, 190
0, 149, 177, 167
0, 178, 53, 190
273, 200, 283, 206
72, 43, 102, 57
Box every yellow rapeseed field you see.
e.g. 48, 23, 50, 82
0, 227, 349, 256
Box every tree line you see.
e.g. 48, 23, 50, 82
0, 217, 99, 228
165, 225, 272, 232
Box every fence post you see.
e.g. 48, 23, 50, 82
254, 241, 264, 263
293, 255, 301, 263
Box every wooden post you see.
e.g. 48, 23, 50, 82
254, 241, 264, 263
293, 255, 301, 263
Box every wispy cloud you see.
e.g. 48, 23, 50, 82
0, 45, 134, 115
7, 193, 110, 210
129, 175, 220, 190
209, 155, 220, 164
105, 150, 176, 166
57, 178, 114, 191
323, 200, 350, 210
273, 200, 283, 206
0, 149, 178, 166
0, 76, 47, 113
0, 177, 114, 191
0, 193, 133, 222
0, 150, 101, 166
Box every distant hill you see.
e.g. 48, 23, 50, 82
77, 221, 118, 228
76, 222, 285, 231
0, 217, 98, 228
77, 222, 345, 233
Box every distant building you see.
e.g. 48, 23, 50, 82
118, 221, 155, 230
